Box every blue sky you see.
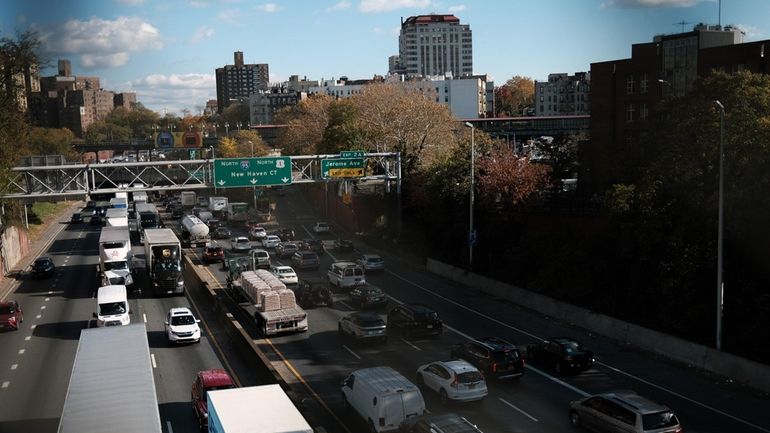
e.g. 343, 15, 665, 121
2, 0, 767, 116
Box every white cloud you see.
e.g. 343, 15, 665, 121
373, 27, 382, 33
35, 16, 162, 70
601, 0, 701, 8
190, 26, 215, 43
330, 1, 351, 10
359, 0, 433, 13
116, 0, 146, 5
217, 9, 240, 23
256, 3, 280, 12
127, 73, 215, 115
448, 4, 465, 13
734, 24, 762, 38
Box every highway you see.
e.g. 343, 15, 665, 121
1, 188, 769, 433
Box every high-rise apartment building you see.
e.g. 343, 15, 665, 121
215, 51, 269, 113
535, 72, 591, 116
397, 14, 472, 78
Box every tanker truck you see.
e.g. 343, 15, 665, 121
180, 214, 210, 248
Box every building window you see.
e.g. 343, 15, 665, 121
626, 75, 635, 94
639, 103, 648, 120
626, 103, 636, 122
640, 73, 648, 94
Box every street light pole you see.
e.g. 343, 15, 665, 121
714, 100, 725, 351
249, 140, 256, 211
464, 121, 475, 269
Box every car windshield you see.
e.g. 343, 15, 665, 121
99, 301, 126, 315
0, 306, 14, 314
493, 349, 520, 361
356, 315, 383, 326
171, 315, 196, 326
642, 411, 679, 429
364, 288, 382, 296
457, 371, 484, 383
414, 310, 438, 320
35, 259, 51, 267
207, 248, 223, 254
278, 268, 293, 275
561, 340, 584, 353
367, 257, 383, 263
154, 261, 180, 271
104, 261, 128, 271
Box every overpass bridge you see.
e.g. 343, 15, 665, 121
0, 153, 400, 200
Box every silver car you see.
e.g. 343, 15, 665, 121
338, 312, 387, 343
356, 254, 385, 272
569, 391, 682, 433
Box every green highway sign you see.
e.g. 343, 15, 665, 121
340, 150, 365, 158
213, 157, 292, 188
321, 158, 365, 179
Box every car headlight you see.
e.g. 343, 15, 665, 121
177, 279, 184, 287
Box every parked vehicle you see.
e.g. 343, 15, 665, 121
31, 256, 55, 278
416, 360, 487, 404
207, 385, 313, 433
291, 251, 320, 270
203, 246, 225, 265
402, 413, 484, 433
0, 300, 23, 331
275, 242, 299, 259
450, 336, 526, 380
569, 391, 683, 433
527, 337, 596, 374
341, 366, 425, 433
58, 324, 162, 433
164, 307, 201, 344
313, 222, 330, 233
191, 369, 236, 431
338, 312, 387, 342
357, 254, 385, 272
293, 278, 333, 308
271, 265, 298, 285
334, 238, 355, 252
349, 285, 388, 309
387, 304, 443, 338
327, 261, 366, 289
93, 285, 130, 327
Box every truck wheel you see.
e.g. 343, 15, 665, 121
341, 394, 349, 411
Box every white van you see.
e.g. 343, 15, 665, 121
94, 285, 130, 327
341, 366, 425, 433
328, 261, 366, 289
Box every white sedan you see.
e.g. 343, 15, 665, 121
416, 359, 487, 404
312, 222, 330, 233
271, 265, 298, 285
262, 235, 281, 248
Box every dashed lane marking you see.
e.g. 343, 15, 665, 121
10, 365, 17, 370
143, 313, 147, 323
499, 398, 539, 422
35, 315, 41, 319
1, 382, 8, 388
24, 337, 30, 341
18, 349, 24, 355
45, 297, 50, 301
151, 353, 157, 369
342, 345, 361, 360
399, 338, 422, 351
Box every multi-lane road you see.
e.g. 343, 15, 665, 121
1, 187, 770, 433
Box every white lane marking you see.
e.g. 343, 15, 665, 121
18, 349, 25, 355
40, 306, 46, 310
343, 345, 361, 360
1, 382, 8, 388
143, 313, 147, 323
499, 398, 539, 422
151, 353, 157, 368
399, 338, 422, 351
24, 336, 30, 341
166, 421, 174, 433
387, 270, 770, 433
66, 256, 70, 259
45, 297, 50, 301
10, 364, 18, 370
48, 291, 53, 295
338, 300, 353, 310
598, 361, 770, 433
64, 259, 68, 263
35, 314, 41, 319
30, 325, 36, 329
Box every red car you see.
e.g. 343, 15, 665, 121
191, 369, 236, 430
0, 301, 23, 331
202, 246, 224, 265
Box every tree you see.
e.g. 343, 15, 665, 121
275, 94, 333, 155
476, 143, 551, 208
26, 127, 77, 160
220, 102, 250, 130
318, 99, 364, 154
494, 76, 534, 117
104, 104, 160, 140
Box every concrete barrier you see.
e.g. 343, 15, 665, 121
427, 258, 770, 394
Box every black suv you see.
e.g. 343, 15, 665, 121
450, 336, 526, 380
386, 303, 442, 337
31, 257, 55, 279
526, 337, 595, 374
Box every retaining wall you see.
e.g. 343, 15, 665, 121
426, 258, 770, 394
0, 226, 30, 277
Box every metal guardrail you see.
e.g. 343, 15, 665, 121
1, 152, 400, 199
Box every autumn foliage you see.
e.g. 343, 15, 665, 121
476, 144, 550, 208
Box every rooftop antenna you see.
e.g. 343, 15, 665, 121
674, 20, 693, 33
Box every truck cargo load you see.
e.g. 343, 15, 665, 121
209, 196, 229, 212
207, 384, 313, 433
181, 214, 210, 247
110, 197, 128, 209
58, 324, 161, 433
104, 208, 128, 227
180, 191, 197, 207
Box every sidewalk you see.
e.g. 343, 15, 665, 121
0, 201, 82, 300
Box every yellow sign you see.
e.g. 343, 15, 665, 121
328, 168, 364, 178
